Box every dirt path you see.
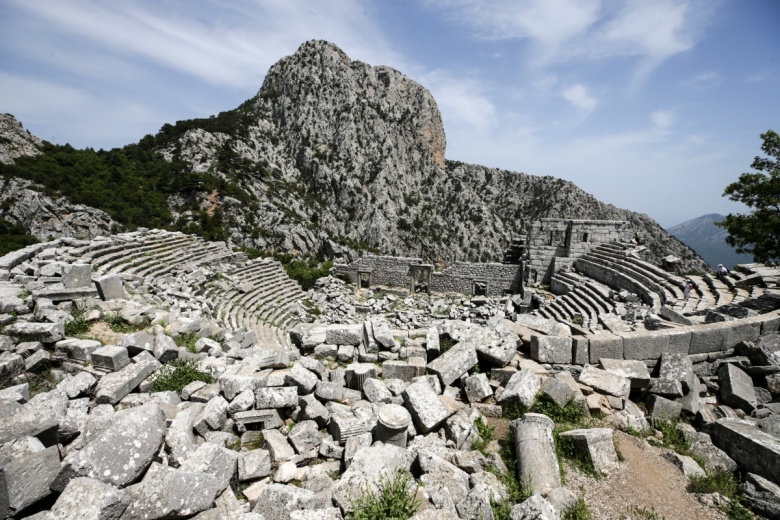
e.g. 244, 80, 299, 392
565, 431, 726, 520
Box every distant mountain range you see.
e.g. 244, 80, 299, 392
667, 213, 753, 269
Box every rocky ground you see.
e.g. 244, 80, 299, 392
1, 244, 780, 519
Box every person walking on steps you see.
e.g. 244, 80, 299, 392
683, 279, 693, 302
716, 263, 730, 282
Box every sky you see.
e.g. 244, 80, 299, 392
1, 0, 778, 228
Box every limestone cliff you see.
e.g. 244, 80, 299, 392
0, 114, 42, 165
0, 40, 706, 272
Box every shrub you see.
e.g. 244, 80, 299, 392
348, 469, 420, 520
624, 505, 666, 520
150, 361, 214, 393
531, 394, 587, 425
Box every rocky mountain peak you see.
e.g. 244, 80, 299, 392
0, 113, 42, 165
259, 39, 446, 171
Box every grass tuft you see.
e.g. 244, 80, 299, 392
471, 416, 495, 455
564, 494, 592, 520
64, 306, 91, 337
174, 331, 200, 353
348, 469, 420, 520
150, 360, 214, 393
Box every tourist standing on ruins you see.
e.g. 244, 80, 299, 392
684, 280, 693, 301
716, 263, 730, 282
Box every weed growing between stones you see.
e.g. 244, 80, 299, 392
105, 312, 149, 334
554, 431, 599, 480
531, 394, 588, 425
471, 416, 495, 455
564, 494, 592, 520
150, 361, 214, 393
439, 334, 457, 354
64, 306, 90, 336
174, 332, 200, 353
687, 471, 753, 520
348, 468, 420, 520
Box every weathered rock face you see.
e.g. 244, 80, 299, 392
0, 114, 42, 165
0, 177, 115, 241
0, 42, 706, 272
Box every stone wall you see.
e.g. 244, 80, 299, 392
333, 255, 523, 296
333, 255, 423, 289
527, 219, 632, 285
431, 262, 522, 295
531, 309, 780, 365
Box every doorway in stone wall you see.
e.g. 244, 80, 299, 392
473, 280, 488, 296
409, 264, 432, 294
358, 270, 372, 289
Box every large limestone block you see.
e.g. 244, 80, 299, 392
587, 333, 624, 363
0, 438, 60, 514
325, 324, 363, 346
599, 359, 651, 388
53, 403, 167, 490
403, 380, 452, 433
477, 336, 517, 367
238, 449, 271, 481
286, 363, 319, 394
95, 274, 125, 300
530, 335, 572, 364
5, 321, 64, 343
689, 323, 732, 354
718, 363, 757, 413
382, 359, 425, 382
62, 263, 93, 289
120, 462, 221, 519
193, 395, 229, 436
426, 342, 478, 386
370, 318, 396, 349
558, 428, 619, 474
91, 345, 130, 372
711, 419, 780, 484
497, 369, 539, 409
0, 389, 67, 445
334, 443, 414, 512
511, 414, 560, 495
514, 314, 570, 336
48, 477, 128, 520
646, 394, 682, 422
620, 331, 670, 360
509, 494, 557, 520
578, 365, 630, 398
56, 371, 97, 399
179, 443, 238, 494
741, 472, 780, 520
255, 386, 298, 409
658, 353, 696, 393
94, 355, 160, 405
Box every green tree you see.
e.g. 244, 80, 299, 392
717, 130, 780, 263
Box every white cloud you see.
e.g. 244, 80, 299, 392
4, 0, 401, 90
421, 71, 497, 133
681, 71, 723, 89
427, 0, 713, 87
651, 109, 676, 130
562, 84, 597, 114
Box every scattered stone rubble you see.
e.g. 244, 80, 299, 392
2, 236, 780, 519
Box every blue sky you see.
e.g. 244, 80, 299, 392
1, 1, 778, 228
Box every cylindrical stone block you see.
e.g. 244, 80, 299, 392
511, 413, 560, 494
375, 404, 411, 447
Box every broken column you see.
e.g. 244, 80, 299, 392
511, 413, 560, 494
375, 404, 411, 448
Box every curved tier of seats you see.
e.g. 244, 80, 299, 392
69, 229, 306, 349
533, 241, 777, 331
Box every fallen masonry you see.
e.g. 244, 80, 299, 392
1, 228, 780, 518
